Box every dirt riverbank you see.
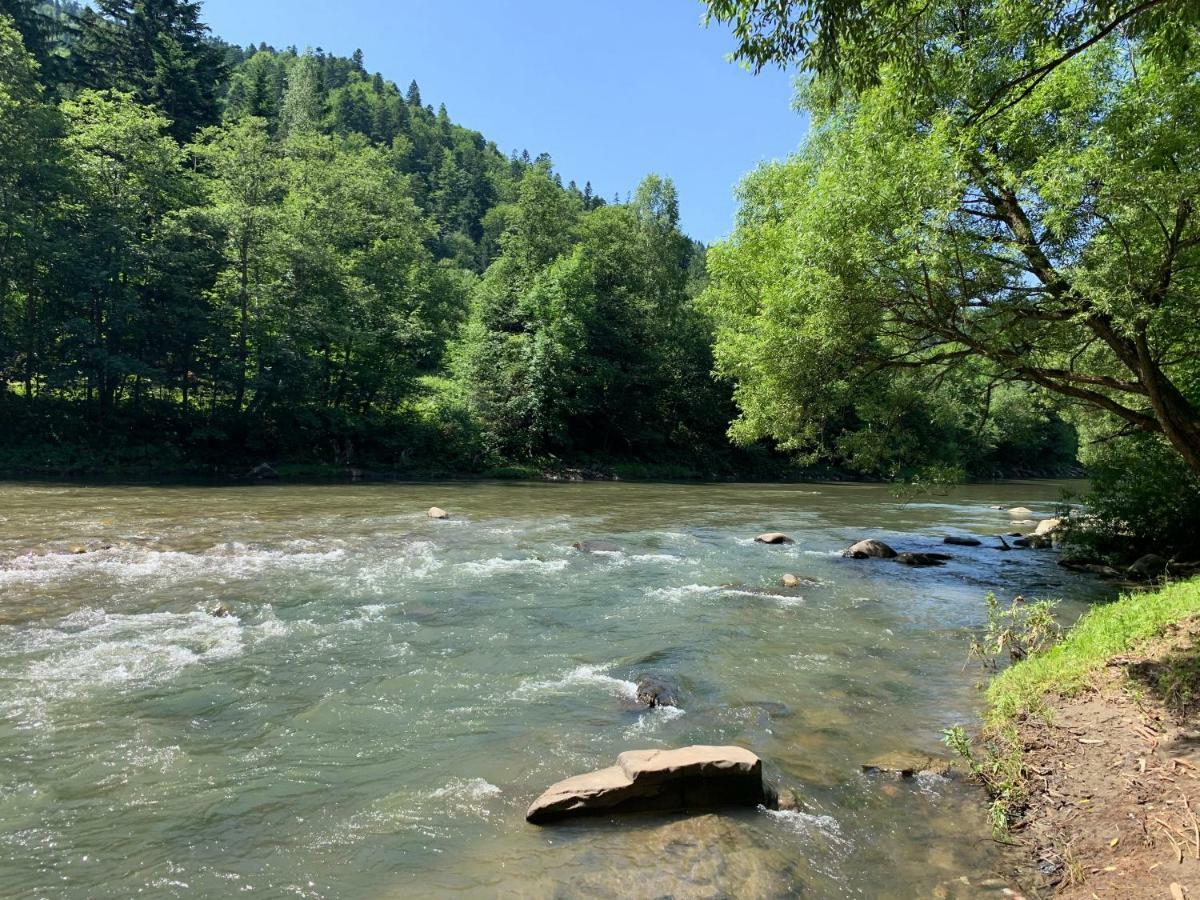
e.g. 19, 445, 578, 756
1003, 617, 1200, 898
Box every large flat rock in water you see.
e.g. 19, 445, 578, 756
526, 745, 764, 824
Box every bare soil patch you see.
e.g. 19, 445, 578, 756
1006, 619, 1200, 898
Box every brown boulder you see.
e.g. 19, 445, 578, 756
754, 533, 794, 545
526, 745, 766, 824
843, 539, 897, 559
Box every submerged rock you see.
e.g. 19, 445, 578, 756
559, 814, 798, 898
1007, 507, 1034, 517
862, 752, 956, 779
896, 552, 951, 567
943, 536, 982, 547
843, 539, 897, 559
754, 532, 794, 545
1058, 557, 1124, 578
210, 602, 234, 618
526, 745, 767, 824
572, 540, 620, 553
427, 506, 450, 519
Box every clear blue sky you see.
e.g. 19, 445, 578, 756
197, 0, 808, 244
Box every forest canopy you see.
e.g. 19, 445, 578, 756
700, 0, 1200, 553
1, 0, 1195, 550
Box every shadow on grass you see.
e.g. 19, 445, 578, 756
1126, 633, 1200, 718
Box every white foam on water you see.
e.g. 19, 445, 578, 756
0, 608, 245, 715
460, 556, 569, 576
0, 543, 347, 589
629, 553, 686, 564
513, 662, 638, 702
643, 584, 721, 603
723, 589, 803, 605
764, 808, 846, 844
915, 771, 949, 797
429, 777, 502, 802
354, 541, 443, 591
622, 704, 686, 738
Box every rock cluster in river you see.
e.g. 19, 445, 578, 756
526, 745, 768, 824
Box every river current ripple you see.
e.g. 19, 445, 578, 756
0, 480, 1106, 897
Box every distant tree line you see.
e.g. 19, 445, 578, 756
0, 0, 1081, 480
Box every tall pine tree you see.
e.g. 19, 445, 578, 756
76, 0, 226, 141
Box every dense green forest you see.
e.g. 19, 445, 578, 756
0, 0, 1093, 482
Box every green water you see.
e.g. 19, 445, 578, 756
0, 480, 1104, 898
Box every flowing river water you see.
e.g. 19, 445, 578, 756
0, 480, 1108, 898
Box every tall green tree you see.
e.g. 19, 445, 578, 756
56, 89, 200, 414
0, 13, 65, 399
191, 116, 283, 415
704, 3, 1200, 477
76, 0, 226, 140
703, 0, 1198, 110
279, 52, 323, 136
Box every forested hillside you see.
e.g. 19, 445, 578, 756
0, 0, 1077, 480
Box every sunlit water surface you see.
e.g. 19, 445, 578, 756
0, 480, 1108, 898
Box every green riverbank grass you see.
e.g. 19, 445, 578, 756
949, 578, 1200, 837
985, 577, 1200, 727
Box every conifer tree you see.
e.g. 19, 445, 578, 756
76, 0, 226, 141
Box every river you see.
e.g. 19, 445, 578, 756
0, 480, 1106, 897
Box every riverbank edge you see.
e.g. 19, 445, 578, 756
969, 577, 1200, 896
0, 457, 1089, 485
